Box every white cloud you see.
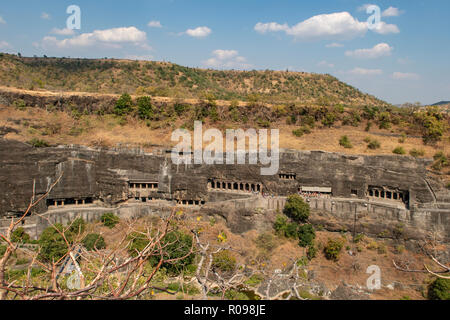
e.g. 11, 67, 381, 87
211, 49, 239, 60
51, 28, 75, 36
148, 21, 162, 28
0, 16, 6, 24
345, 43, 393, 59
348, 67, 383, 76
326, 42, 344, 48
317, 60, 334, 68
0, 41, 11, 49
372, 21, 400, 34
255, 12, 369, 40
41, 12, 51, 20
392, 72, 419, 80
254, 22, 289, 34
41, 26, 148, 49
382, 7, 403, 17
185, 26, 211, 38
203, 49, 251, 70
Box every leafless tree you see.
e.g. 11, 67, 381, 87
393, 239, 450, 280
0, 175, 200, 300
193, 232, 249, 300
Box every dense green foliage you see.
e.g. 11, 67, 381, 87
38, 224, 68, 262
137, 96, 154, 120
283, 195, 310, 223
427, 278, 450, 300
82, 233, 106, 251
114, 93, 133, 116
128, 230, 194, 275
297, 224, 316, 248
38, 218, 87, 262
100, 213, 120, 229
11, 227, 31, 243
69, 218, 86, 235
274, 214, 298, 239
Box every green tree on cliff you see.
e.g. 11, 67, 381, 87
283, 194, 310, 223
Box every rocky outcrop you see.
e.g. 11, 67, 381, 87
0, 137, 449, 241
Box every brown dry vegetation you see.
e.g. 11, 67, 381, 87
89, 213, 437, 300
2, 104, 449, 158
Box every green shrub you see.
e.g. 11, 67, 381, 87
127, 232, 150, 257
38, 224, 68, 262
321, 112, 336, 127
367, 139, 380, 150
101, 213, 120, 229
273, 214, 297, 239
212, 250, 237, 272
409, 148, 425, 158
306, 244, 317, 260
339, 135, 353, 149
128, 230, 194, 275
432, 152, 449, 171
427, 278, 450, 300
323, 238, 344, 262
292, 126, 311, 137
297, 224, 316, 248
28, 138, 50, 148
137, 96, 154, 120
283, 194, 310, 223
0, 245, 6, 256
446, 182, 450, 190
377, 112, 391, 129
416, 110, 447, 144
69, 218, 86, 236
114, 93, 134, 116
274, 214, 288, 234
292, 129, 303, 137
11, 227, 31, 243
82, 233, 106, 251
13, 99, 27, 110
257, 119, 271, 128
392, 147, 406, 155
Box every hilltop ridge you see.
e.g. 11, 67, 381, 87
0, 53, 388, 106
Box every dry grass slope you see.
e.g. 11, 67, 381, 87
0, 53, 388, 106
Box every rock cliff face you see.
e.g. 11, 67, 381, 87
0, 137, 449, 241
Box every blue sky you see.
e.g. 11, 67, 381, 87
0, 0, 449, 105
